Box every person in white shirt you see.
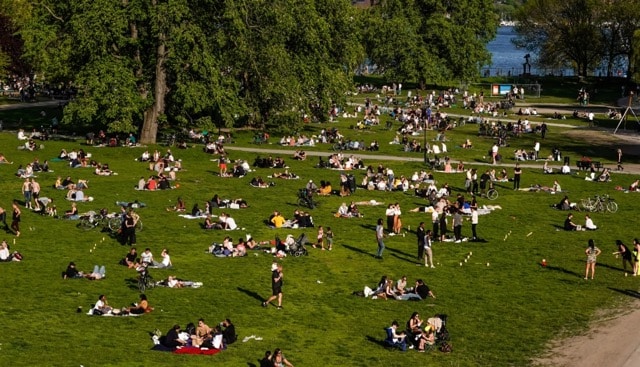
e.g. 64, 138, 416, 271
534, 141, 540, 160
491, 144, 499, 164
471, 207, 479, 240
584, 215, 597, 230
152, 248, 172, 268
219, 212, 238, 230
337, 203, 349, 217
140, 248, 154, 264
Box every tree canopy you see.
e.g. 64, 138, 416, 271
361, 0, 497, 87
513, 0, 640, 77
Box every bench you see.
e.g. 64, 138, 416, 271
576, 161, 602, 170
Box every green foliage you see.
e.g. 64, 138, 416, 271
514, 0, 640, 77
362, 0, 498, 86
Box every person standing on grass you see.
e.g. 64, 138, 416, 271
123, 208, 138, 245
0, 207, 8, 231
375, 218, 385, 259
617, 148, 623, 171
452, 208, 463, 243
11, 201, 21, 237
584, 239, 601, 280
513, 164, 522, 190
613, 240, 633, 273
633, 239, 640, 276
314, 226, 325, 250
262, 263, 284, 309
416, 222, 426, 261
424, 230, 434, 268
21, 178, 32, 209
471, 206, 479, 240
326, 227, 334, 251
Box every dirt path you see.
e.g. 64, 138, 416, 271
534, 299, 640, 367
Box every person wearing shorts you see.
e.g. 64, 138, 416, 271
262, 263, 283, 309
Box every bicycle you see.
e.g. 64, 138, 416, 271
297, 189, 318, 209
138, 267, 155, 293
77, 211, 115, 231
486, 187, 499, 200
108, 216, 143, 232
581, 194, 617, 213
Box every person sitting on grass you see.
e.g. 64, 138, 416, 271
125, 294, 153, 314
0, 240, 21, 262
120, 248, 139, 269
564, 213, 579, 231
150, 248, 172, 268
162, 324, 187, 349
270, 211, 286, 228
584, 215, 598, 230
218, 212, 238, 230
384, 321, 407, 351
63, 261, 84, 279
92, 294, 113, 315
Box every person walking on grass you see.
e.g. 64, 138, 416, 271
262, 262, 283, 309
326, 227, 334, 251
424, 230, 434, 268
375, 218, 385, 259
584, 239, 601, 280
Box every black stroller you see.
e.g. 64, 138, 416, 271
288, 233, 309, 257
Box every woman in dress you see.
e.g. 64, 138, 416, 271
584, 239, 601, 280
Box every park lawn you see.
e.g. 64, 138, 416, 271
0, 115, 639, 367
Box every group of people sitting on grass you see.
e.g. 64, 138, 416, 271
203, 212, 239, 230
118, 247, 173, 269
563, 213, 598, 231
362, 276, 436, 301
62, 262, 107, 280
90, 293, 152, 316
155, 318, 236, 350
268, 209, 314, 229
384, 313, 450, 352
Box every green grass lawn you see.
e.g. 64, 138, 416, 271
0, 90, 638, 366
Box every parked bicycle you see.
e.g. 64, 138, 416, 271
138, 265, 155, 293
581, 194, 618, 213
77, 210, 117, 231
297, 189, 318, 209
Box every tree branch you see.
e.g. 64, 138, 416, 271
31, 2, 64, 22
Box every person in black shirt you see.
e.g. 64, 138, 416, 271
415, 279, 436, 299
221, 319, 237, 345
163, 324, 186, 349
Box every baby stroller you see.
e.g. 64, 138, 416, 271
288, 233, 309, 257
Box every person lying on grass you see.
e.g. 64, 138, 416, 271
156, 275, 202, 288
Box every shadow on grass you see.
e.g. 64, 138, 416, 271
608, 287, 640, 299
237, 287, 264, 303
390, 252, 418, 265
359, 223, 376, 231
386, 246, 416, 260
343, 243, 373, 257
545, 265, 582, 278
597, 262, 627, 273
365, 335, 387, 348
247, 362, 258, 367
125, 277, 140, 291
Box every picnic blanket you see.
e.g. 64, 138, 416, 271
178, 214, 211, 219
173, 346, 221, 355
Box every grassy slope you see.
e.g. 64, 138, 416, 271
0, 93, 638, 366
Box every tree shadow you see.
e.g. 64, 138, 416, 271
390, 252, 419, 265
608, 287, 640, 299
237, 287, 264, 302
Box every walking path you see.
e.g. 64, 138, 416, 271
225, 145, 640, 176
0, 100, 62, 111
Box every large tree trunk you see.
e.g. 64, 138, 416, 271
140, 36, 167, 144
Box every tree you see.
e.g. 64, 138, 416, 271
513, 0, 606, 77
204, 0, 362, 129
15, 0, 362, 141
361, 0, 497, 87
